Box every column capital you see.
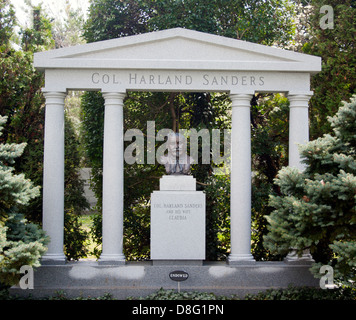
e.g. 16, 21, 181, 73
229, 93, 254, 107
102, 92, 126, 108
288, 93, 313, 108
43, 91, 67, 105
102, 91, 126, 99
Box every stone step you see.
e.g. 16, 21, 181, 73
10, 261, 319, 299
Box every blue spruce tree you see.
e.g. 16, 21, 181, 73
0, 116, 48, 287
265, 96, 356, 286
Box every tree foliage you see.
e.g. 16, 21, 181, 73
0, 0, 15, 48
52, 2, 85, 48
0, 0, 89, 260
0, 116, 48, 287
265, 96, 356, 285
250, 94, 290, 260
303, 0, 356, 139
145, 0, 295, 45
83, 0, 149, 42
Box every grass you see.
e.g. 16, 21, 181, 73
79, 213, 93, 231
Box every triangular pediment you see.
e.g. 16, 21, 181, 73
34, 28, 321, 73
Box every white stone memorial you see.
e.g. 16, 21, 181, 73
33, 27, 321, 265
151, 175, 205, 261
9, 27, 323, 299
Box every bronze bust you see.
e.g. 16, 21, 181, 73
160, 133, 192, 175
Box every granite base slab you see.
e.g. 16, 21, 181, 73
10, 260, 319, 300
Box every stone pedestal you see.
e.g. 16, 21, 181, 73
150, 175, 205, 262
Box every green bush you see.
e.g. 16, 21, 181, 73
0, 212, 48, 287
128, 288, 230, 300
62, 116, 91, 261
244, 285, 356, 300
204, 174, 231, 261
89, 200, 152, 261
130, 286, 356, 301
63, 209, 90, 261
89, 212, 102, 259
124, 199, 151, 261
2, 285, 355, 300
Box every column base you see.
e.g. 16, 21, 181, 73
227, 254, 256, 265
284, 250, 315, 265
98, 254, 126, 265
41, 253, 66, 265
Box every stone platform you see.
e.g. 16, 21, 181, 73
10, 260, 319, 299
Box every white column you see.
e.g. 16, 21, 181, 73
42, 91, 66, 264
228, 94, 255, 264
286, 93, 314, 264
288, 94, 312, 170
99, 92, 126, 264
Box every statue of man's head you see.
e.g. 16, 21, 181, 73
161, 132, 191, 175
167, 132, 186, 159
